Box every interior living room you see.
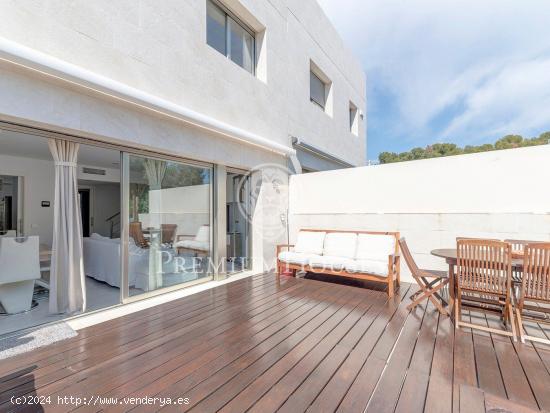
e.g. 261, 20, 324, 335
0, 130, 122, 335
0, 129, 217, 336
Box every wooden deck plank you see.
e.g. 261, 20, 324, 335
424, 311, 454, 413
394, 301, 440, 413
485, 312, 540, 410
452, 311, 478, 413
0, 273, 276, 372
0, 277, 301, 395
0, 273, 548, 413
205, 289, 371, 413
335, 285, 417, 413
471, 312, 507, 398
0, 276, 306, 407
230, 286, 409, 413
67, 281, 334, 413
365, 300, 429, 413
132, 282, 363, 413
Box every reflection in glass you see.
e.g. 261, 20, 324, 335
226, 172, 251, 273
229, 17, 254, 74
127, 155, 212, 296
310, 71, 326, 109
207, 0, 226, 55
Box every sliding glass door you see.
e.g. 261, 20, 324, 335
226, 171, 251, 273
123, 153, 213, 298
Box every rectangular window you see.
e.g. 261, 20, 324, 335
206, 0, 255, 75
310, 71, 326, 109
349, 102, 359, 136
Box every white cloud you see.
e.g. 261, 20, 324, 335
317, 0, 550, 145
443, 57, 550, 140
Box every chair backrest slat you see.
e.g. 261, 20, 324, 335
522, 243, 550, 302
504, 239, 532, 253
456, 239, 512, 296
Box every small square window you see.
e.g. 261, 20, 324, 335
309, 61, 332, 116
310, 71, 326, 110
349, 102, 359, 136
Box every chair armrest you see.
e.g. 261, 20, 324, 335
388, 254, 401, 279
276, 244, 294, 256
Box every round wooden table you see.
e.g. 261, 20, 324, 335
431, 248, 524, 269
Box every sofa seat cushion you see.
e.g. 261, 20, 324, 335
344, 259, 389, 276
278, 251, 319, 265
322, 233, 357, 259
356, 234, 396, 261
294, 231, 326, 255
308, 255, 350, 270
176, 239, 210, 251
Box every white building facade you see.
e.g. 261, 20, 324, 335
0, 0, 365, 332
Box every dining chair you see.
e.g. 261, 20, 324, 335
129, 221, 149, 249
455, 238, 516, 340
161, 224, 178, 247
0, 236, 41, 314
505, 239, 536, 285
399, 238, 449, 315
515, 242, 550, 345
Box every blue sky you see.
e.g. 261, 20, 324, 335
317, 0, 550, 161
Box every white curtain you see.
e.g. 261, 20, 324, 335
48, 139, 86, 314
144, 159, 167, 290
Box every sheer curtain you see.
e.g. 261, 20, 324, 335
48, 139, 86, 314
144, 159, 167, 290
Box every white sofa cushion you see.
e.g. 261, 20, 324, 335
294, 231, 326, 255
195, 225, 210, 243
355, 234, 396, 261
308, 255, 349, 270
278, 251, 318, 265
322, 232, 357, 259
176, 239, 210, 252
344, 259, 389, 276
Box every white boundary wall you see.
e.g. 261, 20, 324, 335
289, 145, 550, 282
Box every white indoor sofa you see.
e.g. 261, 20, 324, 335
277, 229, 401, 297
83, 234, 148, 289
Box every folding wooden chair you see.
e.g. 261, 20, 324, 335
455, 239, 516, 340
515, 242, 550, 345
399, 238, 449, 315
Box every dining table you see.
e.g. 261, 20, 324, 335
430, 248, 524, 316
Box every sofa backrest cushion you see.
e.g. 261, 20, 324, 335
195, 225, 210, 243
294, 231, 326, 255
323, 232, 357, 259
356, 234, 396, 261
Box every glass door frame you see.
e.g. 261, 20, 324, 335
225, 167, 252, 274
120, 152, 215, 304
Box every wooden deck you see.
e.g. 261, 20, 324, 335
1, 272, 549, 413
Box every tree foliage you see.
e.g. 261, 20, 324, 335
378, 131, 550, 164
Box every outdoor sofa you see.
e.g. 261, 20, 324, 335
277, 229, 401, 297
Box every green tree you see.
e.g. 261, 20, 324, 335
378, 152, 400, 164
377, 131, 549, 164
495, 134, 523, 149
